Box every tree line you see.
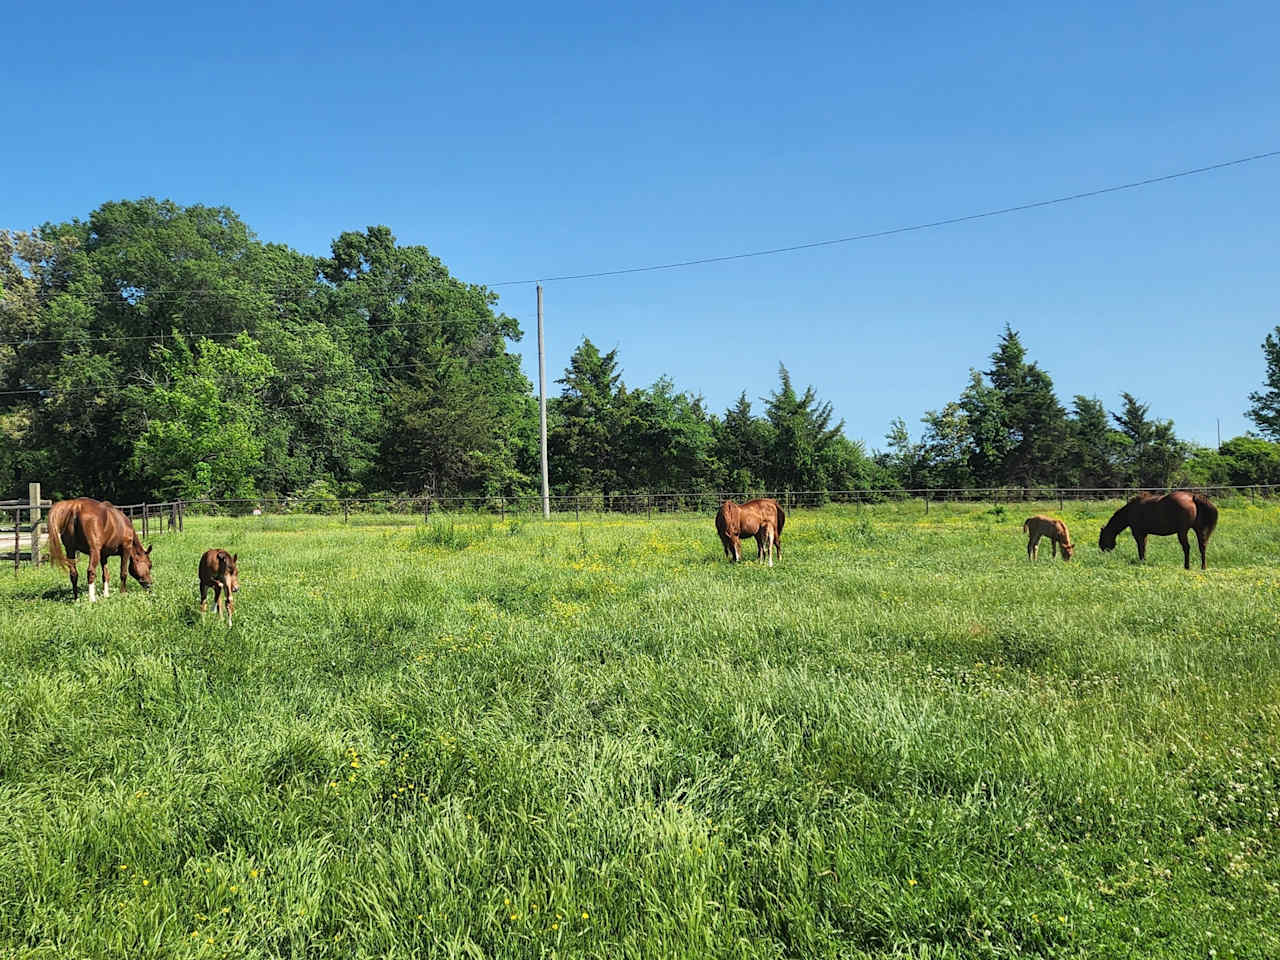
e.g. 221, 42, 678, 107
3, 198, 1279, 502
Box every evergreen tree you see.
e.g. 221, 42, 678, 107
1246, 326, 1280, 440
1063, 395, 1122, 488
1111, 393, 1186, 487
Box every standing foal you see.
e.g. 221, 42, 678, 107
199, 549, 240, 625
1023, 515, 1074, 562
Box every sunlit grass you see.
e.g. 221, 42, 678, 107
0, 499, 1277, 958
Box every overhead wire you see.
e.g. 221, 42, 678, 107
1, 148, 1277, 397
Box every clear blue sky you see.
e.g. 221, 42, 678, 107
6, 0, 1278, 449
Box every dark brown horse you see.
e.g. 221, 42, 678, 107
715, 498, 785, 566
46, 498, 153, 601
1098, 491, 1218, 570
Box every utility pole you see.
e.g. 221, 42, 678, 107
537, 284, 550, 519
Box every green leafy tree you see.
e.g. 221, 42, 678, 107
876, 417, 924, 489
130, 335, 275, 499
919, 402, 973, 489
957, 370, 1007, 487
624, 377, 717, 492
1246, 326, 1280, 440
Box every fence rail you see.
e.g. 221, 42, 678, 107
2, 486, 183, 571
171, 483, 1278, 520
6, 482, 1273, 568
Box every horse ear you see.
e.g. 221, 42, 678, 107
145, 544, 153, 555
231, 553, 237, 564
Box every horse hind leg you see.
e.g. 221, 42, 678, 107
1177, 530, 1191, 570
68, 554, 80, 601
87, 548, 100, 603
1196, 528, 1208, 570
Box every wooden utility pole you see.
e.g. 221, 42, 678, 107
537, 283, 550, 519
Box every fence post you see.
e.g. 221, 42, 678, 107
500, 496, 506, 521
344, 500, 350, 523
13, 507, 19, 574
29, 483, 42, 565
1059, 489, 1064, 512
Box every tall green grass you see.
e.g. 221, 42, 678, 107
0, 500, 1277, 958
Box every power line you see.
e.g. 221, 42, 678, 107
1, 148, 1275, 352
490, 149, 1280, 284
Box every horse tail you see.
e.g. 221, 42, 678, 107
1022, 518, 1030, 533
775, 503, 785, 556
46, 500, 72, 571
1193, 494, 1219, 540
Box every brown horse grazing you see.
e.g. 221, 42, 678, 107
46, 498, 153, 601
715, 498, 785, 566
1099, 491, 1219, 570
1023, 515, 1074, 561
199, 549, 240, 626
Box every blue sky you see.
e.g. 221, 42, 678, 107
5, 0, 1278, 449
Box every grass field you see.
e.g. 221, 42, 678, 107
1, 499, 1278, 958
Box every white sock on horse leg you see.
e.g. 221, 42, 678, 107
89, 582, 96, 603
103, 581, 109, 598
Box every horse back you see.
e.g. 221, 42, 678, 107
199, 548, 233, 584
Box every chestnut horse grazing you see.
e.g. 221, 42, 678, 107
715, 498, 785, 566
1099, 491, 1218, 570
1023, 515, 1073, 561
46, 498, 153, 601
199, 549, 240, 626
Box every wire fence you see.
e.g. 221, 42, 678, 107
6, 484, 1275, 570
172, 483, 1280, 520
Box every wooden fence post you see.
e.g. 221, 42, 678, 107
13, 507, 20, 574
29, 483, 42, 565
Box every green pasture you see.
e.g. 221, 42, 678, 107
1, 499, 1278, 958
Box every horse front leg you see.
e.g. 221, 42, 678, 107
1134, 533, 1147, 562
1177, 530, 1191, 570
119, 552, 128, 592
